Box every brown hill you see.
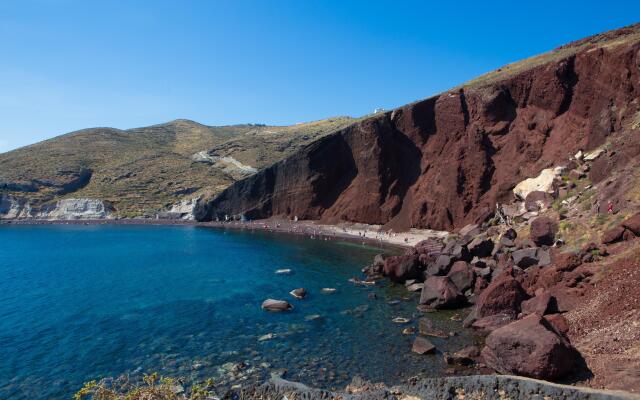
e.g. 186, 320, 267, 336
0, 117, 354, 216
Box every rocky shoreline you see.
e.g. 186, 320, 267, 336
234, 375, 640, 400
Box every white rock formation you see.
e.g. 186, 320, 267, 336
513, 167, 565, 200
166, 197, 200, 220
192, 151, 257, 176
0, 195, 32, 219
583, 148, 605, 161
38, 198, 111, 220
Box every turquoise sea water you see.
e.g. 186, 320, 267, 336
0, 225, 478, 399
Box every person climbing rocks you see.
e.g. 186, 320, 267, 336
607, 200, 614, 214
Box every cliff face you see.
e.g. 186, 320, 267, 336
199, 25, 640, 230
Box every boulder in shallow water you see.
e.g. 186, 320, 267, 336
412, 336, 436, 355
261, 299, 293, 312
383, 254, 421, 282
289, 288, 307, 299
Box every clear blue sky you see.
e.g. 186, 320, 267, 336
1, 1, 639, 152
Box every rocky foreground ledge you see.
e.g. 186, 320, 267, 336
233, 376, 639, 400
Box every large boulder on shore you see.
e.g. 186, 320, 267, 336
511, 247, 551, 268
261, 299, 293, 312
481, 314, 577, 380
530, 217, 558, 246
419, 276, 465, 309
474, 274, 528, 320
383, 254, 421, 283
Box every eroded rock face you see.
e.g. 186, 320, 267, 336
0, 195, 32, 219
481, 314, 577, 380
198, 29, 640, 230
36, 198, 113, 220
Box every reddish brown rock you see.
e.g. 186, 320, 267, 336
446, 261, 475, 292
383, 254, 421, 283
481, 314, 577, 380
552, 251, 582, 272
601, 226, 626, 244
475, 275, 528, 319
621, 212, 640, 236
544, 313, 570, 337
530, 217, 558, 246
521, 292, 558, 316
419, 276, 465, 309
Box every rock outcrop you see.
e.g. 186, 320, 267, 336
0, 196, 112, 220
481, 314, 578, 380
198, 25, 640, 231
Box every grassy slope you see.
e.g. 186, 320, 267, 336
0, 117, 354, 216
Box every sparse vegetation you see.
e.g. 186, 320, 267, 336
74, 374, 216, 400
0, 117, 355, 216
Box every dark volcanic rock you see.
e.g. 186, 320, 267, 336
474, 275, 528, 320
622, 212, 640, 236
383, 254, 421, 283
521, 292, 558, 316
512, 247, 551, 268
601, 226, 627, 244
481, 314, 577, 380
530, 217, 558, 246
467, 236, 494, 258
446, 261, 475, 292
419, 276, 465, 309
426, 254, 453, 276
197, 28, 640, 231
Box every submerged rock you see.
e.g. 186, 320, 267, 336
289, 288, 307, 299
261, 299, 293, 312
275, 269, 292, 275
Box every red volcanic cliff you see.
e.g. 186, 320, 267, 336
197, 25, 640, 231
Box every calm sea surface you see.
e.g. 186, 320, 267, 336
0, 224, 478, 399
